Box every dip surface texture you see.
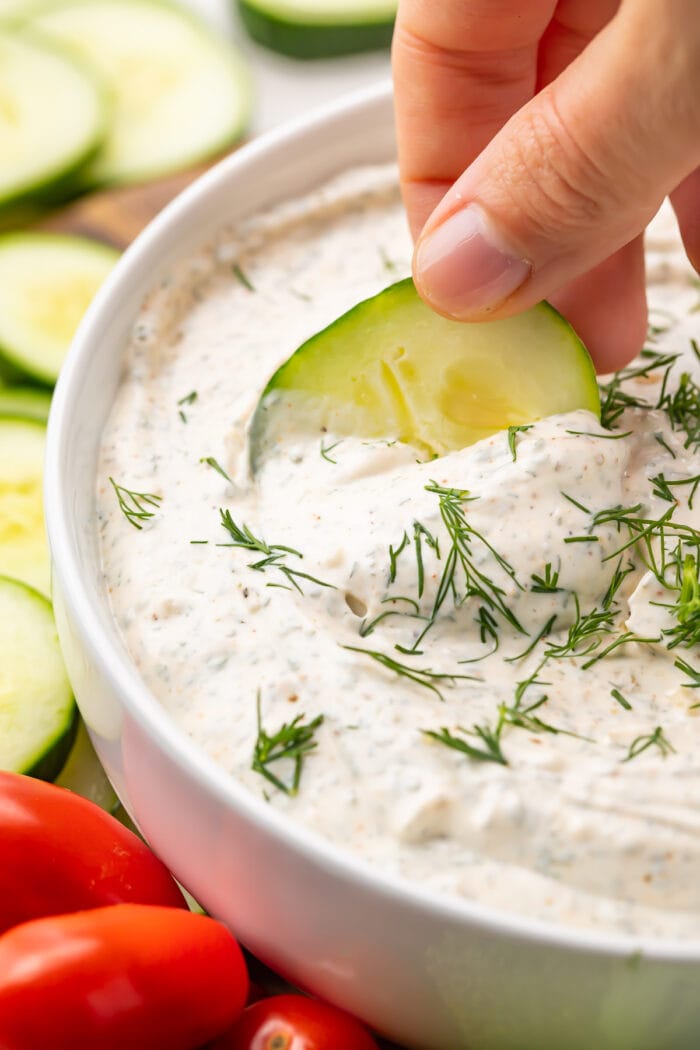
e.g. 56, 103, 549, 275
98, 167, 700, 940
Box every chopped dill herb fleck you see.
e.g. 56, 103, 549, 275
320, 438, 342, 463
177, 390, 197, 424
611, 688, 632, 710
232, 263, 254, 291
200, 456, 232, 483
565, 429, 633, 440
530, 562, 562, 592
561, 491, 591, 514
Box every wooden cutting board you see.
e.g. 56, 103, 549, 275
35, 161, 214, 248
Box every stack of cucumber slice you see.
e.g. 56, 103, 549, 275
0, 0, 251, 218
0, 0, 249, 788
0, 231, 120, 781
237, 0, 396, 58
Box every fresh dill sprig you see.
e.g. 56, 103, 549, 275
593, 503, 698, 585
200, 456, 232, 483
580, 630, 659, 670
499, 696, 594, 742
663, 553, 700, 650
422, 723, 508, 766
219, 509, 333, 593
598, 350, 680, 429
657, 369, 700, 451
649, 472, 700, 511
344, 645, 477, 702
421, 481, 524, 639
675, 657, 700, 689
622, 726, 675, 763
507, 424, 533, 461
475, 606, 499, 647
252, 693, 323, 795
544, 596, 616, 661
109, 477, 162, 530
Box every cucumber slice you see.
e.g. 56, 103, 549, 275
0, 384, 52, 423
0, 28, 106, 213
31, 0, 252, 187
0, 575, 77, 781
0, 418, 49, 596
0, 233, 119, 386
250, 278, 600, 465
237, 0, 396, 58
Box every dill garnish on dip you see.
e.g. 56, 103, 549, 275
97, 165, 700, 941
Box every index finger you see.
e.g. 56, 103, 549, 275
392, 0, 556, 236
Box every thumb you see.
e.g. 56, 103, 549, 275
413, 1, 700, 322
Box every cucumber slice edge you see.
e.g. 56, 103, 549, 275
0, 574, 77, 782
0, 26, 108, 212
237, 0, 395, 57
0, 232, 120, 386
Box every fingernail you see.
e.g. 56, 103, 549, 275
414, 204, 531, 317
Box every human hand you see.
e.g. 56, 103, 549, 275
393, 0, 700, 372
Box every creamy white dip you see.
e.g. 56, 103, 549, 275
97, 166, 700, 940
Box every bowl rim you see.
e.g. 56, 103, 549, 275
45, 78, 700, 964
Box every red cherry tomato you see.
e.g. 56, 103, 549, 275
207, 993, 381, 1050
0, 770, 186, 933
0, 904, 249, 1050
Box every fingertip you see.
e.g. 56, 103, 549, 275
412, 203, 532, 319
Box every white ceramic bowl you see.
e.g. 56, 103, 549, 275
45, 83, 700, 1050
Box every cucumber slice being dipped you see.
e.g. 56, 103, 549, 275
30, 0, 252, 187
0, 28, 106, 214
0, 233, 119, 386
250, 278, 600, 467
237, 0, 396, 58
0, 575, 77, 781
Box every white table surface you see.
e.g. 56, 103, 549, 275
186, 0, 392, 134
